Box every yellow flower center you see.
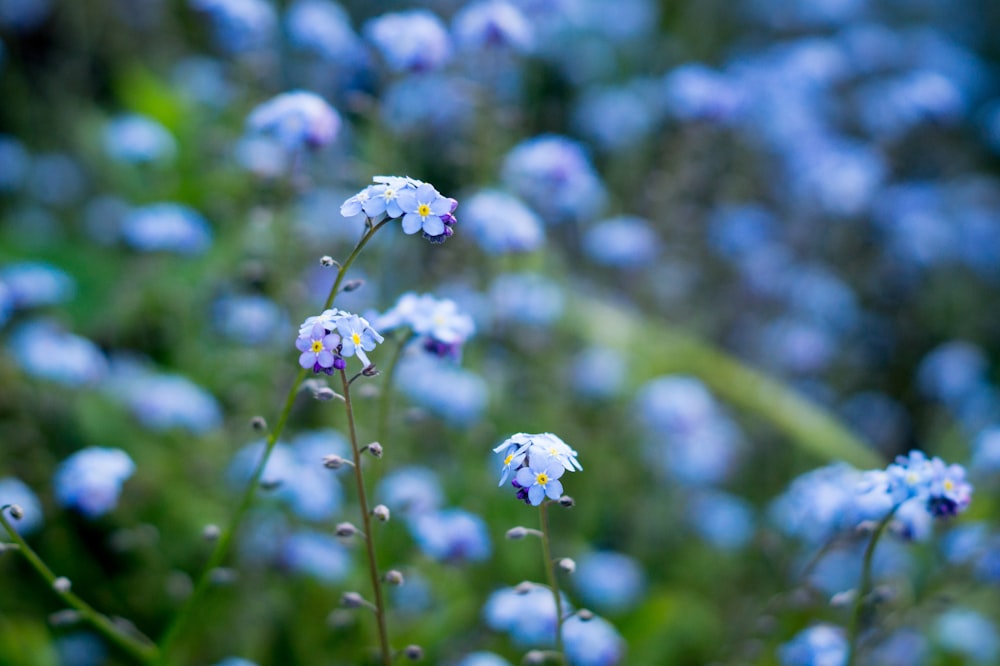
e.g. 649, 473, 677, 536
417, 203, 431, 217
352, 332, 362, 346
944, 479, 954, 491
310, 340, 324, 353
536, 472, 549, 486
504, 453, 514, 466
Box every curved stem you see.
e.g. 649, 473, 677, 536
539, 502, 565, 661
845, 506, 899, 666
0, 510, 159, 663
156, 217, 390, 663
340, 368, 392, 665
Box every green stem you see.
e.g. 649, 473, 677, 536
156, 217, 390, 663
845, 506, 899, 666
0, 509, 159, 663
539, 502, 565, 662
340, 368, 392, 666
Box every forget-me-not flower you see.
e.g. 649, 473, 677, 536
246, 90, 341, 150
54, 448, 136, 518
336, 313, 383, 369
296, 322, 342, 374
494, 432, 581, 505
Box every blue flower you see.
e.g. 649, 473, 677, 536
375, 466, 443, 517
0, 477, 43, 535
779, 624, 847, 666
0, 261, 75, 309
884, 450, 973, 517
573, 82, 659, 152
408, 508, 492, 562
103, 114, 176, 164
281, 529, 350, 583
213, 294, 288, 346
461, 189, 544, 255
102, 358, 222, 434
396, 353, 489, 425
54, 448, 135, 518
493, 432, 582, 500
336, 313, 383, 368
687, 490, 756, 550
8, 321, 107, 386
581, 215, 661, 268
189, 0, 276, 54
662, 63, 745, 123
212, 659, 259, 666
380, 73, 477, 138
488, 272, 564, 327
574, 551, 646, 615
246, 90, 341, 150
285, 0, 363, 64
515, 456, 566, 506
0, 134, 29, 192
483, 584, 567, 647
562, 614, 626, 666
455, 652, 512, 666
375, 292, 475, 360
121, 203, 212, 255
398, 182, 455, 237
452, 0, 533, 53
934, 609, 1000, 664
296, 321, 342, 374
365, 10, 451, 73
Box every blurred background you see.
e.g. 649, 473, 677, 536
1, 0, 1000, 664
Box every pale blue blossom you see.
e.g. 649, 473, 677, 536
54, 448, 135, 518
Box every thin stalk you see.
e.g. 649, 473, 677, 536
0, 510, 159, 664
845, 506, 899, 666
340, 367, 392, 666
539, 502, 565, 661
156, 217, 390, 663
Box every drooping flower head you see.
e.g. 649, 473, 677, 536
493, 432, 581, 505
340, 176, 459, 244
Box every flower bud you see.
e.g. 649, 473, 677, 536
323, 455, 351, 470
403, 645, 423, 661
49, 609, 81, 626
341, 591, 365, 608
202, 524, 221, 541
506, 526, 528, 540
362, 364, 380, 377
365, 442, 384, 458
514, 581, 535, 595
320, 255, 338, 267
384, 569, 404, 586
342, 279, 364, 292
577, 608, 594, 621
53, 577, 72, 593
313, 387, 340, 401
372, 504, 390, 522
558, 495, 575, 508
830, 590, 856, 607
7, 504, 24, 520
250, 416, 267, 431
335, 522, 358, 538
557, 558, 576, 574
524, 650, 546, 665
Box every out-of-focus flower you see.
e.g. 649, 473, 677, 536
8, 321, 107, 386
488, 272, 564, 328
120, 203, 212, 255
461, 189, 544, 255
453, 0, 532, 53
455, 652, 512, 666
395, 353, 488, 425
54, 448, 135, 518
934, 608, 999, 664
972, 427, 1000, 473
365, 9, 451, 73
376, 466, 443, 517
917, 340, 988, 405
26, 153, 86, 208
562, 614, 625, 666
408, 508, 491, 562
379, 73, 476, 137
189, 0, 276, 54
573, 551, 646, 614
246, 90, 340, 150
103, 357, 222, 434
0, 134, 29, 192
483, 583, 567, 647
375, 292, 475, 361
281, 529, 350, 583
582, 216, 661, 268
778, 624, 847, 666
687, 490, 756, 550
663, 63, 745, 124
285, 0, 362, 64
882, 450, 972, 517
172, 57, 234, 109
0, 477, 43, 535
573, 81, 659, 151
103, 114, 176, 164
212, 658, 259, 666
55, 632, 107, 666
569, 346, 627, 400
0, 261, 75, 309
501, 135, 606, 222
213, 294, 288, 346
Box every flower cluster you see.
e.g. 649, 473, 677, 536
494, 433, 582, 506
296, 309, 383, 373
340, 176, 458, 243
879, 450, 973, 518
375, 292, 475, 360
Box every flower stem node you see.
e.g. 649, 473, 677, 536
49, 609, 81, 626
557, 558, 576, 574
323, 455, 353, 470
7, 504, 24, 520
384, 569, 404, 586
372, 504, 390, 522
202, 524, 221, 541
52, 577, 72, 593
364, 442, 384, 458
402, 644, 424, 661
250, 416, 267, 431
558, 495, 575, 508
335, 522, 359, 538
341, 279, 364, 293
